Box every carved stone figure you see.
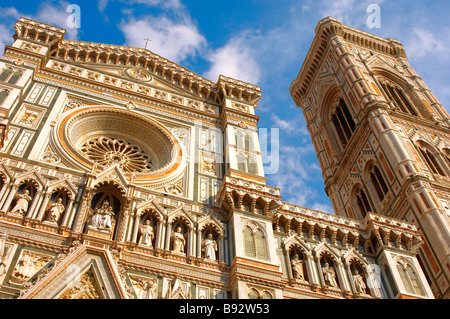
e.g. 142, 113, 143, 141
139, 220, 154, 247
10, 190, 32, 215
202, 233, 218, 261
172, 227, 185, 253
291, 254, 304, 280
47, 198, 65, 223
322, 263, 338, 288
89, 200, 114, 231
133, 277, 158, 299
12, 251, 50, 280
353, 270, 367, 294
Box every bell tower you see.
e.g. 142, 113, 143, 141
290, 17, 450, 298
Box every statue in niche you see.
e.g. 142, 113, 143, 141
322, 262, 338, 288
352, 270, 367, 294
47, 198, 65, 223
291, 254, 304, 280
139, 220, 154, 248
172, 227, 185, 253
202, 233, 218, 261
88, 200, 114, 231
10, 190, 32, 215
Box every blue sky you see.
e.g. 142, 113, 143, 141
1, 0, 449, 214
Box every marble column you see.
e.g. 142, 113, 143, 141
1, 184, 18, 212
35, 193, 51, 221
60, 199, 74, 227
25, 190, 42, 219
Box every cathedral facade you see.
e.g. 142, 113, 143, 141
0, 17, 441, 299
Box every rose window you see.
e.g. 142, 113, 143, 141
51, 106, 186, 187
80, 136, 153, 173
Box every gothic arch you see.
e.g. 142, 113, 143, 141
322, 89, 357, 153
136, 200, 166, 222
394, 256, 426, 296
413, 139, 447, 176
167, 207, 195, 229
363, 159, 390, 204
242, 220, 269, 261
350, 182, 373, 220
373, 71, 428, 118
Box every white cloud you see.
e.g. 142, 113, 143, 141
34, 1, 80, 40
406, 28, 450, 58
271, 113, 309, 136
204, 33, 261, 84
98, 0, 182, 13
120, 15, 206, 63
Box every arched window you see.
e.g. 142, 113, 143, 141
443, 148, 450, 168
354, 186, 372, 219
244, 135, 251, 149
397, 262, 424, 296
417, 143, 446, 176
0, 89, 9, 104
0, 68, 13, 82
235, 131, 243, 147
247, 156, 257, 174
248, 289, 259, 299
8, 71, 22, 84
331, 98, 356, 149
379, 81, 424, 117
243, 225, 268, 261
369, 164, 389, 202
237, 153, 246, 171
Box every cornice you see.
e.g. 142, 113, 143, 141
290, 17, 407, 103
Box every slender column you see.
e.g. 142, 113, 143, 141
0, 183, 9, 205
305, 253, 318, 286
73, 188, 92, 233
187, 227, 194, 257
117, 208, 130, 242
336, 260, 351, 293
315, 254, 326, 287
60, 199, 74, 227
1, 184, 18, 212
285, 248, 293, 281
345, 263, 357, 294
218, 236, 224, 264
196, 229, 202, 258
35, 193, 51, 221
164, 222, 172, 252
25, 191, 42, 219
132, 212, 142, 244
154, 220, 161, 249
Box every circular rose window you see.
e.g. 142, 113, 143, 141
51, 106, 185, 187
79, 136, 154, 173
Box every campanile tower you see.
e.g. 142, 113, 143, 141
290, 17, 450, 298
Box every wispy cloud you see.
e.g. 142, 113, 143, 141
120, 14, 206, 63
204, 32, 261, 84
98, 0, 182, 13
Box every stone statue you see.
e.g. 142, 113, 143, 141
322, 262, 338, 288
172, 227, 185, 253
10, 190, 32, 215
89, 201, 114, 231
291, 254, 304, 280
12, 251, 49, 280
139, 220, 154, 248
47, 198, 65, 223
353, 270, 367, 294
202, 233, 217, 261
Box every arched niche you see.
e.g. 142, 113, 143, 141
85, 181, 126, 240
